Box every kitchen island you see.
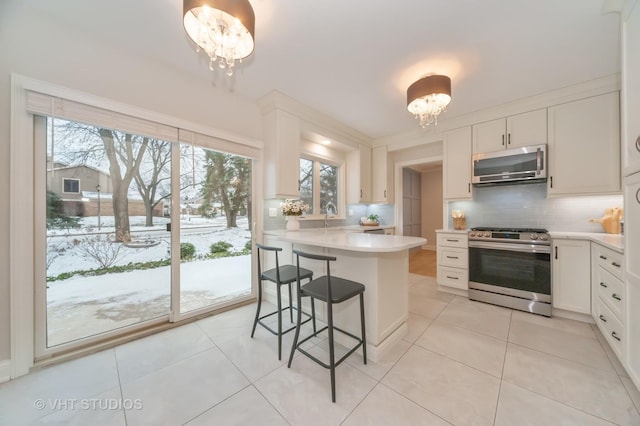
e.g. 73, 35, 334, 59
263, 230, 426, 361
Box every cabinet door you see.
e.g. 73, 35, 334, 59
547, 92, 621, 196
622, 2, 640, 176
346, 144, 371, 203
552, 239, 591, 314
444, 126, 472, 199
263, 109, 301, 198
507, 109, 547, 148
473, 118, 505, 153
372, 145, 392, 203
624, 171, 640, 386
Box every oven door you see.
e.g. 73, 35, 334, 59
469, 241, 551, 301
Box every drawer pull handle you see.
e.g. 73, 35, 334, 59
612, 331, 621, 342
611, 262, 621, 268
612, 293, 621, 301
636, 135, 640, 153
637, 188, 640, 205
446, 275, 459, 280
599, 255, 607, 260
600, 282, 608, 288
446, 256, 459, 259
446, 239, 459, 243
599, 314, 607, 323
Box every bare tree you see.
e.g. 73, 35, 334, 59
134, 140, 171, 226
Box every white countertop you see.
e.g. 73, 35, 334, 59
436, 229, 469, 234
549, 231, 623, 253
265, 229, 426, 252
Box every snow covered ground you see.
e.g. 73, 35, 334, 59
45, 215, 252, 346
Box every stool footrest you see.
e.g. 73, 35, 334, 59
294, 325, 364, 369
257, 306, 313, 336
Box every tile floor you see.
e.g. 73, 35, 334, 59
1, 274, 640, 425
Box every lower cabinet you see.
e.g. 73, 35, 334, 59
436, 232, 469, 291
592, 243, 626, 361
551, 239, 591, 314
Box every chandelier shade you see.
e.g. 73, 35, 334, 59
183, 0, 255, 76
407, 75, 452, 127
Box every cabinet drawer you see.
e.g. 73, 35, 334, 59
593, 244, 624, 280
596, 267, 625, 319
438, 247, 468, 268
595, 299, 624, 360
437, 266, 469, 290
437, 233, 468, 248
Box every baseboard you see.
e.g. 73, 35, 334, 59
0, 359, 11, 383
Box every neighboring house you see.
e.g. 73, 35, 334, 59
46, 164, 163, 218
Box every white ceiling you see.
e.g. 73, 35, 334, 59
23, 0, 620, 140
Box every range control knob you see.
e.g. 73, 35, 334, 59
539, 234, 549, 241
530, 233, 538, 240
469, 231, 476, 237
483, 232, 491, 238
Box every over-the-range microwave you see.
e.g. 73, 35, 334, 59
472, 144, 547, 185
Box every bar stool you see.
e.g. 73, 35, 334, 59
288, 249, 366, 403
251, 243, 316, 360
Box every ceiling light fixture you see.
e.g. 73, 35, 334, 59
183, 0, 255, 76
406, 75, 451, 127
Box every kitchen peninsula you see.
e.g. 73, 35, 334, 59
263, 230, 426, 361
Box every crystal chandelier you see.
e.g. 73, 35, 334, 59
407, 75, 452, 127
183, 0, 255, 76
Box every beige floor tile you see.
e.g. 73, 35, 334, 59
121, 347, 249, 426
343, 384, 450, 426
409, 278, 456, 304
32, 387, 127, 426
508, 316, 613, 372
512, 310, 597, 339
621, 376, 640, 413
592, 324, 629, 377
503, 343, 640, 425
343, 337, 412, 381
185, 386, 287, 425
403, 313, 433, 343
437, 296, 512, 339
408, 293, 449, 319
416, 320, 507, 377
382, 345, 500, 426
255, 355, 377, 425
495, 381, 616, 426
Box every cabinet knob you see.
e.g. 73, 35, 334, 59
612, 293, 621, 301
600, 282, 608, 288
612, 331, 621, 341
611, 262, 621, 268
502, 134, 505, 146
599, 255, 607, 260
508, 133, 511, 145
599, 314, 607, 322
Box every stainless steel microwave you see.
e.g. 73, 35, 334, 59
472, 144, 547, 185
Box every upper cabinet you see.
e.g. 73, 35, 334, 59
547, 92, 621, 196
262, 109, 301, 199
472, 109, 547, 154
372, 145, 393, 203
622, 0, 640, 176
346, 144, 372, 204
443, 126, 473, 200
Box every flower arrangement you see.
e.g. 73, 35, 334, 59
280, 199, 309, 216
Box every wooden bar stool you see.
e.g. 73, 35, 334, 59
251, 243, 316, 360
288, 249, 367, 403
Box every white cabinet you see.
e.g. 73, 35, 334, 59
624, 171, 640, 387
472, 109, 547, 153
622, 0, 640, 176
443, 126, 472, 200
372, 145, 393, 203
592, 243, 625, 360
436, 232, 468, 291
263, 109, 301, 199
547, 92, 621, 196
551, 239, 591, 314
346, 144, 371, 203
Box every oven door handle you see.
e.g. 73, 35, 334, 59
469, 241, 551, 254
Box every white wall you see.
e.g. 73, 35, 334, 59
0, 3, 262, 362
421, 167, 443, 250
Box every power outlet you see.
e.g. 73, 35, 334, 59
268, 208, 277, 217
348, 209, 354, 217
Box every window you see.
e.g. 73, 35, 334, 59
63, 178, 80, 193
299, 156, 341, 217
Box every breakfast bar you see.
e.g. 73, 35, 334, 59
263, 230, 426, 361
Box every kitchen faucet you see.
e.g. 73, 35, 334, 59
324, 201, 337, 228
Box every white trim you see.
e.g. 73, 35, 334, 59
0, 360, 11, 383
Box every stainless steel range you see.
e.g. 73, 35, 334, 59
468, 227, 552, 316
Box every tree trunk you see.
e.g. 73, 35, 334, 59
226, 210, 237, 228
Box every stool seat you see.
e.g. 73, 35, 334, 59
300, 276, 365, 304
261, 264, 312, 285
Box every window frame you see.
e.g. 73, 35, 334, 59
299, 153, 345, 220
62, 178, 80, 194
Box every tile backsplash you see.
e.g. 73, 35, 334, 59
448, 183, 623, 232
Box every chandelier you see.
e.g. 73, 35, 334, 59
407, 75, 451, 127
183, 0, 255, 76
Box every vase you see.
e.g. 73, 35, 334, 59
286, 216, 300, 231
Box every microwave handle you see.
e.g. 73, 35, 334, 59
536, 148, 542, 175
